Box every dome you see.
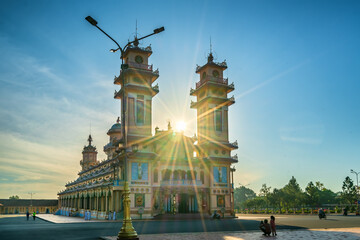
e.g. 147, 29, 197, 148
107, 122, 122, 135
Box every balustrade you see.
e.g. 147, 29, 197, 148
128, 61, 153, 71
160, 179, 202, 186
196, 76, 229, 88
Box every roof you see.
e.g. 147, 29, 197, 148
0, 199, 58, 207
195, 53, 227, 73
123, 45, 152, 58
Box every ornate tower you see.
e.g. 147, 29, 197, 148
190, 51, 238, 215
114, 44, 159, 146
104, 117, 122, 159
80, 134, 98, 171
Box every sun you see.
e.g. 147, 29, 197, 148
175, 121, 186, 132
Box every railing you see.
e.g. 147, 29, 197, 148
160, 180, 202, 186
128, 45, 152, 52
196, 76, 228, 89
128, 61, 153, 71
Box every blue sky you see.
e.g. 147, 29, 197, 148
0, 0, 359, 198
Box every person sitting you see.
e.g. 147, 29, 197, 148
259, 219, 271, 236
211, 210, 221, 219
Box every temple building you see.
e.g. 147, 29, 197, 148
0, 199, 58, 214
58, 44, 238, 219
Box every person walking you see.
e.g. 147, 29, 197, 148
26, 211, 30, 221
270, 215, 277, 236
32, 211, 36, 221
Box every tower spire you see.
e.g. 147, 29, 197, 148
135, 19, 138, 38
208, 36, 214, 63
134, 20, 139, 47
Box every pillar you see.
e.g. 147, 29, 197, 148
105, 195, 108, 213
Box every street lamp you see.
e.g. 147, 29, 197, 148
85, 16, 164, 240
350, 169, 359, 215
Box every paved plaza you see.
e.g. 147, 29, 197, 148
1, 214, 360, 240
102, 228, 360, 240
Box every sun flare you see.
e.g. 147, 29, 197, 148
175, 121, 186, 132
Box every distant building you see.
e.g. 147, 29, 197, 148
58, 44, 237, 219
0, 199, 58, 214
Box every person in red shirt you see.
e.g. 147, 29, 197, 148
270, 215, 277, 236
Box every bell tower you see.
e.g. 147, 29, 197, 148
80, 134, 98, 171
191, 52, 237, 157
191, 50, 238, 215
114, 44, 159, 145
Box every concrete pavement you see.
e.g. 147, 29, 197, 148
102, 228, 360, 240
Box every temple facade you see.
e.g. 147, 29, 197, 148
57, 44, 238, 219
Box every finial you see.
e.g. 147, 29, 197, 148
88, 134, 93, 146
168, 121, 172, 130
116, 117, 120, 124
208, 36, 214, 63
208, 52, 214, 63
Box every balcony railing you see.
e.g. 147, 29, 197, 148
128, 61, 153, 71
196, 76, 228, 89
160, 180, 202, 186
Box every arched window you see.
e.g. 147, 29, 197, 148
200, 171, 204, 184
153, 169, 158, 183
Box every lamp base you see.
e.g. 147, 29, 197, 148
117, 237, 139, 240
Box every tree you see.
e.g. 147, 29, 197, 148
9, 195, 20, 200
282, 176, 304, 208
259, 184, 271, 197
234, 185, 256, 209
318, 189, 338, 205
341, 176, 357, 205
305, 181, 320, 207
268, 188, 285, 212
259, 184, 271, 209
244, 196, 266, 210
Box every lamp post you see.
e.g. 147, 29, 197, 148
350, 169, 359, 215
85, 16, 164, 239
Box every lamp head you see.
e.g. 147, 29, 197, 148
85, 16, 98, 26
153, 26, 165, 34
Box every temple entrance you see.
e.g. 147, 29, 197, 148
178, 194, 198, 213
163, 193, 198, 213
